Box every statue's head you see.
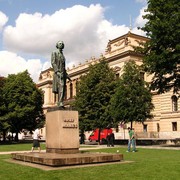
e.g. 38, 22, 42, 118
56, 41, 64, 49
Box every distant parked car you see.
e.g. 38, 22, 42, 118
88, 128, 112, 142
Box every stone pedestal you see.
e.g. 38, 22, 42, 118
46, 110, 79, 154
12, 152, 123, 167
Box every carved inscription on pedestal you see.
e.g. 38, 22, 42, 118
63, 119, 78, 128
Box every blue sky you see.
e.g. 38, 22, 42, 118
0, 0, 147, 82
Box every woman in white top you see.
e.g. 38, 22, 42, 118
31, 128, 41, 152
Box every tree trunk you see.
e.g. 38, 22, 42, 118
131, 121, 133, 129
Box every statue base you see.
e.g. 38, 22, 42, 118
46, 109, 79, 154
12, 152, 123, 167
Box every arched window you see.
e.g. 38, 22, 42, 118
172, 122, 177, 131
70, 83, 73, 99
172, 95, 178, 112
143, 124, 147, 132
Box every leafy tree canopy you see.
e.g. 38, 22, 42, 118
0, 77, 9, 133
139, 0, 180, 94
1, 70, 45, 140
110, 60, 154, 127
73, 60, 117, 132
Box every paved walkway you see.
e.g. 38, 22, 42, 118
0, 144, 179, 155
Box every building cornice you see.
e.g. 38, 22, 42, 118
37, 80, 52, 87
110, 31, 149, 44
106, 50, 143, 63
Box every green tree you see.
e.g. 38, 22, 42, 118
73, 60, 116, 142
1, 71, 45, 141
139, 0, 180, 93
0, 77, 10, 141
110, 60, 154, 128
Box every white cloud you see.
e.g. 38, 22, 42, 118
42, 61, 51, 71
135, 0, 147, 4
130, 6, 147, 36
97, 20, 129, 44
1, 4, 146, 82
0, 51, 48, 82
134, 6, 147, 28
0, 11, 8, 31
3, 4, 129, 66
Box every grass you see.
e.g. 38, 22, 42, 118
0, 143, 179, 180
0, 143, 94, 152
0, 142, 46, 152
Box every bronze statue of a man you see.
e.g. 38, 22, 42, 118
51, 41, 71, 107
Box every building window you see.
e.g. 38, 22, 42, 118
70, 83, 73, 98
157, 123, 160, 132
172, 122, 177, 131
172, 95, 178, 112
143, 124, 147, 132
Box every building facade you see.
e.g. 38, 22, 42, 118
37, 32, 180, 139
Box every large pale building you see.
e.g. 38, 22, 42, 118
37, 32, 180, 140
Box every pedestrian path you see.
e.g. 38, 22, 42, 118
0, 144, 179, 155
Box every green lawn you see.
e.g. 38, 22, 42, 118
0, 142, 46, 152
0, 144, 179, 180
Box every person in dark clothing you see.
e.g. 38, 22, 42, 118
106, 133, 111, 147
109, 132, 115, 147
80, 132, 85, 144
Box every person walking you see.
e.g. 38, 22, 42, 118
31, 128, 41, 152
127, 127, 136, 152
